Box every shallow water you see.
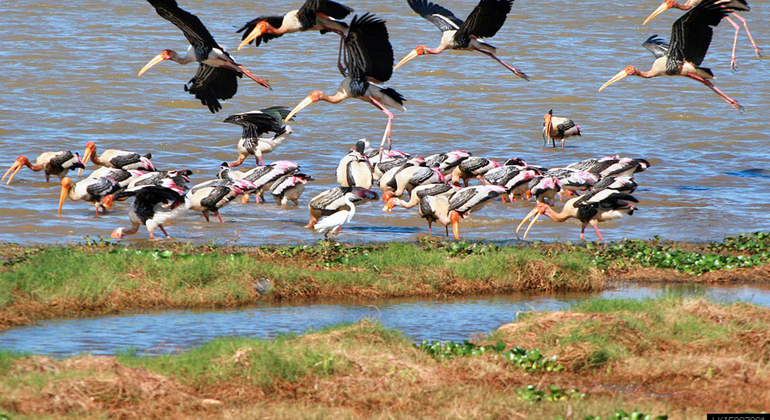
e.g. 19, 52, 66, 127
0, 0, 768, 244
2, 284, 769, 356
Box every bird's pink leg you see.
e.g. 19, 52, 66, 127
149, 231, 155, 239
428, 220, 432, 236
592, 223, 604, 241
725, 16, 741, 72
685, 74, 745, 113
257, 153, 264, 166
159, 225, 170, 238
474, 49, 529, 81
216, 212, 223, 223
561, 139, 565, 150
236, 65, 272, 90
732, 13, 763, 58
580, 223, 586, 241
369, 97, 394, 162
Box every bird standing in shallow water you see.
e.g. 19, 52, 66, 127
111, 183, 187, 239
542, 110, 581, 149
2, 152, 84, 185
517, 189, 638, 241
139, 0, 271, 113
598, 0, 750, 112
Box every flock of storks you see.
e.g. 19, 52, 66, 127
2, 0, 760, 240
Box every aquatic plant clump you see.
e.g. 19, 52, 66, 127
415, 340, 564, 372
592, 239, 770, 274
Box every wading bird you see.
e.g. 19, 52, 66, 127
140, 0, 271, 113
313, 190, 362, 237
111, 184, 187, 239
543, 110, 581, 149
383, 182, 457, 212
425, 150, 471, 176
419, 184, 506, 239
567, 157, 650, 178
306, 186, 378, 229
223, 107, 293, 167
381, 166, 446, 206
337, 141, 373, 188
517, 189, 638, 241
482, 166, 538, 202
598, 0, 750, 112
186, 178, 257, 222
450, 156, 501, 186
394, 0, 528, 80
237, 0, 353, 73
80, 142, 155, 176
270, 173, 314, 209
643, 0, 761, 71
58, 176, 122, 216
2, 152, 84, 185
285, 13, 405, 159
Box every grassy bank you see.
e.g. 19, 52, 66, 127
1, 297, 767, 419
1, 233, 769, 330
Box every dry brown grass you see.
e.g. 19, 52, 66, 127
3, 300, 769, 420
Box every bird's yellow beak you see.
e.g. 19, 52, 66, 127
2, 158, 24, 185
138, 51, 170, 77
393, 47, 424, 72
58, 178, 72, 217
79, 147, 94, 176
598, 68, 630, 92
238, 24, 266, 51
543, 113, 553, 144
643, 1, 672, 26
285, 94, 319, 123
450, 211, 460, 240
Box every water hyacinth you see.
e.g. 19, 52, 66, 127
415, 340, 563, 372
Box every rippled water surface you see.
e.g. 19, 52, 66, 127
1, 0, 769, 243
2, 284, 769, 356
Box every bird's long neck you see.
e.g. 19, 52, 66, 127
344, 195, 356, 218
544, 206, 574, 223
172, 47, 196, 65
323, 89, 349, 104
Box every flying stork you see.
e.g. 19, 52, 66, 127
284, 13, 406, 161
393, 0, 528, 80
140, 0, 271, 113
598, 0, 750, 113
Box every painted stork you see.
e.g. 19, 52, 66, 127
373, 151, 411, 181
186, 178, 257, 222
58, 176, 122, 216
394, 0, 528, 80
284, 13, 406, 159
140, 0, 271, 113
425, 150, 472, 176
104, 170, 193, 209
419, 184, 506, 239
383, 182, 457, 212
111, 184, 187, 239
450, 156, 501, 186
2, 152, 84, 185
313, 190, 363, 238
482, 166, 538, 202
337, 141, 373, 188
517, 189, 639, 241
545, 168, 600, 199
525, 176, 561, 205
237, 0, 353, 73
543, 110, 581, 149
643, 0, 761, 71
381, 165, 446, 206
220, 160, 300, 203
592, 176, 638, 194
80, 142, 155, 176
567, 156, 649, 178
223, 107, 293, 167
306, 186, 378, 229
378, 157, 425, 199
598, 0, 750, 112
270, 173, 314, 209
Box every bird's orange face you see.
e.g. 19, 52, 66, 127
138, 50, 172, 77
393, 46, 427, 71
1, 156, 30, 185
238, 21, 274, 50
